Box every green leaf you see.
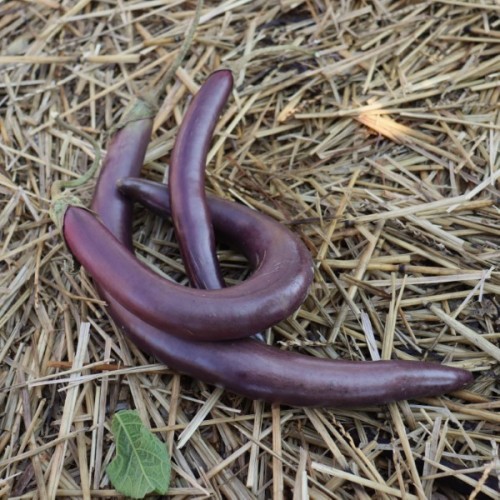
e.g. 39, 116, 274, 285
107, 410, 171, 499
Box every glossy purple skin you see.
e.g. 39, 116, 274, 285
116, 177, 473, 405
169, 69, 232, 289
92, 102, 156, 249
64, 83, 313, 341
63, 73, 473, 406
168, 69, 265, 343
63, 189, 313, 341
110, 309, 474, 407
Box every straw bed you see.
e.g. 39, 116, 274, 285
1, 1, 499, 498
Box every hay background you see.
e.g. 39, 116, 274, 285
1, 0, 499, 498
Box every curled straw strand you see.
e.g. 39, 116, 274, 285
50, 118, 101, 230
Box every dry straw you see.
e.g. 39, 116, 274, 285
1, 0, 499, 498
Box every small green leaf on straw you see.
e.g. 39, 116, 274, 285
107, 410, 171, 499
